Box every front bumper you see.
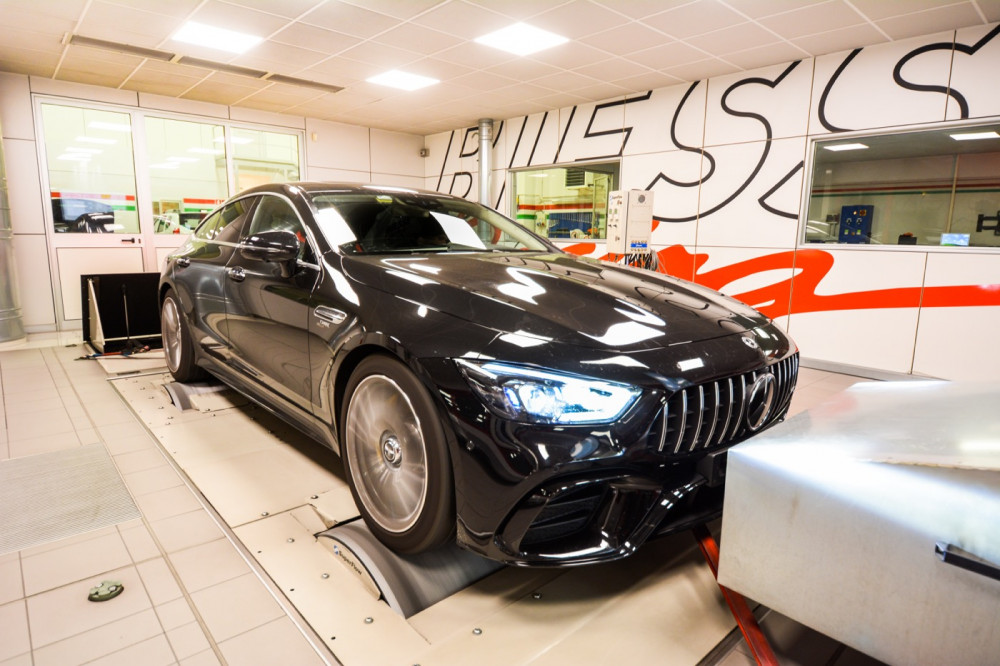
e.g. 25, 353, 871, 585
423, 345, 799, 566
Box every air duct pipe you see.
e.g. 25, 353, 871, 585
477, 118, 493, 207
0, 129, 25, 344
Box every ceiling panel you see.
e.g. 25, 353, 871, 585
0, 0, 992, 136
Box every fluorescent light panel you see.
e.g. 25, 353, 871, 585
172, 21, 263, 54
367, 70, 439, 91
950, 131, 1000, 141
824, 143, 868, 152
475, 23, 568, 56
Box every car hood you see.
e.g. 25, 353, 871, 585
342, 252, 766, 352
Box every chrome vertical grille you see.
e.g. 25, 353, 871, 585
657, 353, 798, 455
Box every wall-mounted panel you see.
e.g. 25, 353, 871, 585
808, 32, 954, 136
0, 73, 35, 140
29, 76, 139, 107
370, 129, 424, 178
622, 82, 706, 158
3, 138, 45, 235
552, 99, 627, 164
11, 234, 54, 327
786, 248, 927, 373
692, 246, 797, 322
912, 251, 1000, 380
945, 24, 1000, 121
57, 247, 144, 320
305, 118, 370, 173
693, 137, 806, 249
704, 59, 813, 146
505, 112, 559, 169
622, 152, 701, 247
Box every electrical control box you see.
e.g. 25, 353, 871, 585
606, 190, 653, 255
838, 205, 874, 244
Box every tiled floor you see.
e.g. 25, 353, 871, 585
0, 340, 331, 666
0, 335, 880, 666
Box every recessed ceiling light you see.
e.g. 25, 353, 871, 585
824, 143, 868, 152
366, 70, 439, 91
950, 131, 1000, 141
88, 121, 132, 133
172, 21, 263, 55
475, 23, 568, 56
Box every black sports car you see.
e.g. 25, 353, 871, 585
159, 182, 798, 566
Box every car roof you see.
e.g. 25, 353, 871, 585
238, 181, 461, 201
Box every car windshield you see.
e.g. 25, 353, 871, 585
307, 190, 552, 255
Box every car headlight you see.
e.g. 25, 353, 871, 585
456, 360, 642, 425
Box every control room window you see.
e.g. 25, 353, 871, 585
805, 124, 1000, 248
40, 104, 139, 234
232, 128, 300, 191
511, 163, 619, 240
145, 116, 229, 234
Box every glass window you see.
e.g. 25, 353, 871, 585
40, 104, 138, 234
806, 124, 1000, 247
248, 195, 314, 262
512, 163, 618, 240
232, 128, 300, 191
145, 117, 228, 234
213, 197, 256, 243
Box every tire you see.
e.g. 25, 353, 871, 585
160, 288, 205, 383
340, 354, 454, 554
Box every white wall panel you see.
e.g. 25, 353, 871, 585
552, 99, 626, 164
489, 119, 508, 173
305, 118, 370, 173
622, 151, 701, 248
808, 32, 953, 136
305, 166, 370, 184
137, 92, 228, 119
622, 83, 706, 157
228, 106, 305, 129
29, 76, 139, 107
369, 174, 425, 189
57, 247, 144, 321
0, 73, 35, 140
3, 138, 45, 235
912, 251, 1000, 380
505, 112, 559, 169
912, 306, 1000, 379
693, 246, 796, 313
422, 130, 453, 179
789, 308, 920, 372
946, 24, 1000, 121
370, 129, 423, 177
703, 59, 813, 146
11, 234, 54, 327
693, 137, 806, 249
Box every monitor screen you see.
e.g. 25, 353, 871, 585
941, 233, 970, 246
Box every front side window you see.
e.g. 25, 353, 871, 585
40, 104, 138, 234
805, 124, 1000, 247
248, 195, 314, 262
512, 163, 618, 240
145, 117, 228, 234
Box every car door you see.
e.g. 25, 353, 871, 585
223, 192, 320, 412
171, 197, 256, 364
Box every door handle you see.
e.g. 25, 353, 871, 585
226, 266, 246, 282
176, 257, 190, 268
121, 237, 140, 244
314, 306, 347, 325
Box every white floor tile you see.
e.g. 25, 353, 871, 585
218, 616, 326, 666
0, 554, 23, 605
85, 634, 176, 666
154, 597, 197, 631
136, 558, 184, 606
167, 621, 213, 660
6, 431, 81, 459
21, 531, 133, 596
190, 573, 284, 643
149, 510, 223, 554
169, 538, 251, 593
118, 523, 160, 564
31, 609, 162, 666
0, 600, 30, 662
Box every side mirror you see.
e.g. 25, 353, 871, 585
240, 230, 300, 277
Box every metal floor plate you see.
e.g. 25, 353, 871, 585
0, 443, 141, 554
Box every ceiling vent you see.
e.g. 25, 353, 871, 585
565, 168, 587, 188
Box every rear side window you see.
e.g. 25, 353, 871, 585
194, 210, 223, 240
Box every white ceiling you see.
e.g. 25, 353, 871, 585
1, 0, 998, 136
